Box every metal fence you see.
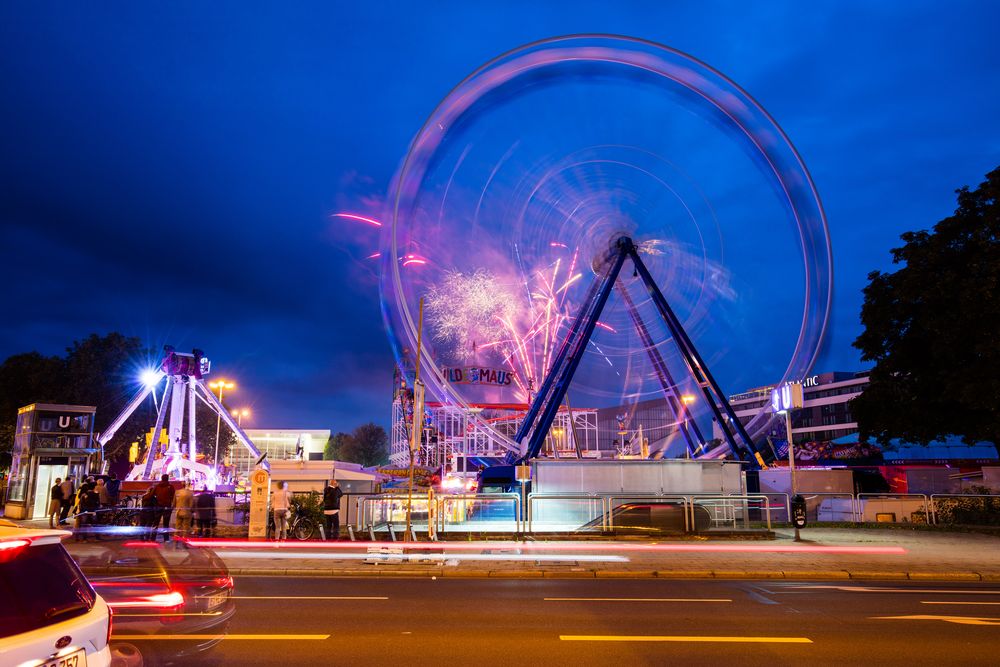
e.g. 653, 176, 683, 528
343, 490, 1000, 537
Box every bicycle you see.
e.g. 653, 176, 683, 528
267, 504, 317, 541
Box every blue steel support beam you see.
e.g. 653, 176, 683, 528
516, 238, 631, 463
510, 269, 605, 452
627, 247, 763, 468
618, 283, 705, 456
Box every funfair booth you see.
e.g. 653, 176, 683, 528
4, 403, 98, 520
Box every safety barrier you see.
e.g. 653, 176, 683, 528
350, 490, 1000, 536
929, 493, 1000, 525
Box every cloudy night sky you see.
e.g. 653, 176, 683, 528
1, 2, 998, 431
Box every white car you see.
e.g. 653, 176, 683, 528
0, 525, 112, 667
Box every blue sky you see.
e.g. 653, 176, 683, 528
1, 1, 997, 430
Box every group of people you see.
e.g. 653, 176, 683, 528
269, 478, 343, 541
140, 474, 218, 543
48, 473, 121, 531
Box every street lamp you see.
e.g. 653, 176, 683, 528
209, 379, 235, 467
680, 394, 696, 457
232, 408, 250, 427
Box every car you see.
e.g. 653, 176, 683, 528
0, 526, 113, 667
576, 501, 712, 534
70, 540, 235, 666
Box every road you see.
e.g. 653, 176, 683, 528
114, 577, 1000, 666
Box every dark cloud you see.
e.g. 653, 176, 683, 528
1, 1, 998, 429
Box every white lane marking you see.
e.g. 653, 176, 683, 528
545, 597, 731, 602
871, 614, 1000, 626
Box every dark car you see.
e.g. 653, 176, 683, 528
70, 540, 235, 666
576, 501, 712, 534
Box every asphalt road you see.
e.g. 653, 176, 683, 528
118, 577, 1000, 666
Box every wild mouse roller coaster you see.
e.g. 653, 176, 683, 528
382, 35, 832, 483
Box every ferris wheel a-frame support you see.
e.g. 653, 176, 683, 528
506, 236, 765, 470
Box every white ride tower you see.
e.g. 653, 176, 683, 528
98, 346, 268, 486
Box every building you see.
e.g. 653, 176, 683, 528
720, 371, 870, 445
230, 428, 331, 476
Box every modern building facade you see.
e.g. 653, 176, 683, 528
232, 428, 331, 475
719, 371, 870, 445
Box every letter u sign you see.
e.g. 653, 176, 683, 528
58, 416, 71, 429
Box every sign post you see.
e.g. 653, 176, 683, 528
771, 383, 804, 540
405, 298, 425, 542
248, 468, 270, 540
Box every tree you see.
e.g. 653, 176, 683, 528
337, 423, 389, 467
0, 333, 149, 464
0, 352, 63, 461
852, 166, 1000, 454
324, 431, 352, 461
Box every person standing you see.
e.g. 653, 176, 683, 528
58, 476, 75, 525
323, 479, 344, 541
140, 485, 159, 541
172, 480, 194, 546
48, 478, 64, 528
95, 479, 110, 523
195, 487, 216, 538
106, 472, 121, 506
271, 481, 291, 541
152, 474, 175, 543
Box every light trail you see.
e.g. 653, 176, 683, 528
184, 538, 907, 555
330, 212, 382, 227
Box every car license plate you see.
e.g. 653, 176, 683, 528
39, 648, 86, 667
206, 593, 227, 609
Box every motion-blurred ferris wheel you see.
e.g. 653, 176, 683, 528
382, 35, 832, 462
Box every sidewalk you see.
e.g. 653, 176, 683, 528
58, 526, 1000, 582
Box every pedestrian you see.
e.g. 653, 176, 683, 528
173, 480, 194, 546
153, 473, 176, 543
195, 486, 216, 538
75, 481, 101, 542
323, 479, 344, 540
48, 477, 64, 528
94, 478, 110, 523
106, 472, 121, 506
59, 475, 75, 525
140, 485, 159, 541
272, 481, 291, 541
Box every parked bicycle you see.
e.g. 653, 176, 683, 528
267, 504, 318, 541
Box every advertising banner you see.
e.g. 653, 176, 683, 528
442, 366, 515, 387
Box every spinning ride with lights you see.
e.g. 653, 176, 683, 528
383, 35, 832, 470
98, 346, 267, 484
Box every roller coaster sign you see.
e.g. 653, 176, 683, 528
443, 366, 515, 387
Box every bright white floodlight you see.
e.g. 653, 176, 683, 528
140, 369, 163, 388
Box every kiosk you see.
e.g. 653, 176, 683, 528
4, 403, 98, 520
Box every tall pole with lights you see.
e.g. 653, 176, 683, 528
209, 379, 235, 468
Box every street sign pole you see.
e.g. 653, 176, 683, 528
405, 298, 425, 542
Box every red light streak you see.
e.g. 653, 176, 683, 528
550, 242, 568, 248
331, 212, 382, 227
182, 538, 906, 555
595, 321, 617, 333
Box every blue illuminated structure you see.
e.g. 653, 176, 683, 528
506, 236, 764, 469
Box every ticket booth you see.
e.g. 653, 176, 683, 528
4, 403, 97, 520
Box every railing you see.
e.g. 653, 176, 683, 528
527, 493, 605, 532
929, 493, 1000, 525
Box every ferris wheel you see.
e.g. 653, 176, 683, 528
382, 35, 832, 465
